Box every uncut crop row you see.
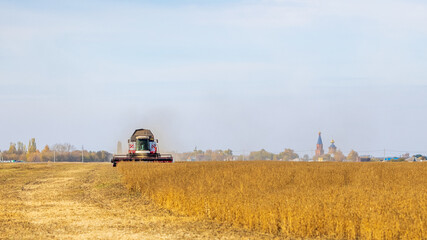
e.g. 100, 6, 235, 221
118, 161, 427, 239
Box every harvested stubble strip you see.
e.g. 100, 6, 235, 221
118, 161, 427, 239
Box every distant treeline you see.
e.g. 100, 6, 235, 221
175, 149, 234, 161
175, 148, 302, 161
1, 139, 112, 162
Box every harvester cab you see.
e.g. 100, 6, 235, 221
112, 128, 173, 167
130, 136, 157, 154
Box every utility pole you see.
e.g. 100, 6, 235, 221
82, 146, 84, 163
54, 150, 56, 163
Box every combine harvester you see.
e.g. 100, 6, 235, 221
111, 128, 173, 167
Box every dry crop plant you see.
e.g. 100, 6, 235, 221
118, 161, 427, 239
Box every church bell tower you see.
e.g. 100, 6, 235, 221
315, 132, 324, 157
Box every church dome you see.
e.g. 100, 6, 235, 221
329, 139, 336, 149
328, 139, 337, 154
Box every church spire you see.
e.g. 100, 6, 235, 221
317, 132, 323, 145
315, 132, 324, 157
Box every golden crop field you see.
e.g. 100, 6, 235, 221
118, 161, 427, 239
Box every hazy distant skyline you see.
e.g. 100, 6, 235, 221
1, 0, 426, 156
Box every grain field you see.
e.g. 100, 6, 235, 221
118, 161, 427, 239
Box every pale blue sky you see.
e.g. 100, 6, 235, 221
1, 0, 426, 156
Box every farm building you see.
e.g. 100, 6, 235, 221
359, 156, 371, 162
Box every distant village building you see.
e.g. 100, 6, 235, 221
328, 140, 337, 154
406, 156, 425, 162
315, 132, 324, 157
384, 157, 400, 161
405, 157, 418, 162
359, 156, 371, 162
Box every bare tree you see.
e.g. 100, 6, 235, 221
347, 150, 359, 162
333, 150, 346, 162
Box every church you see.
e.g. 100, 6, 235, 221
315, 132, 337, 161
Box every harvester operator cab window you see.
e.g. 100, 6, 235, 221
136, 138, 150, 151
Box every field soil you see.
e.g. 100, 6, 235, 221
0, 163, 271, 240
